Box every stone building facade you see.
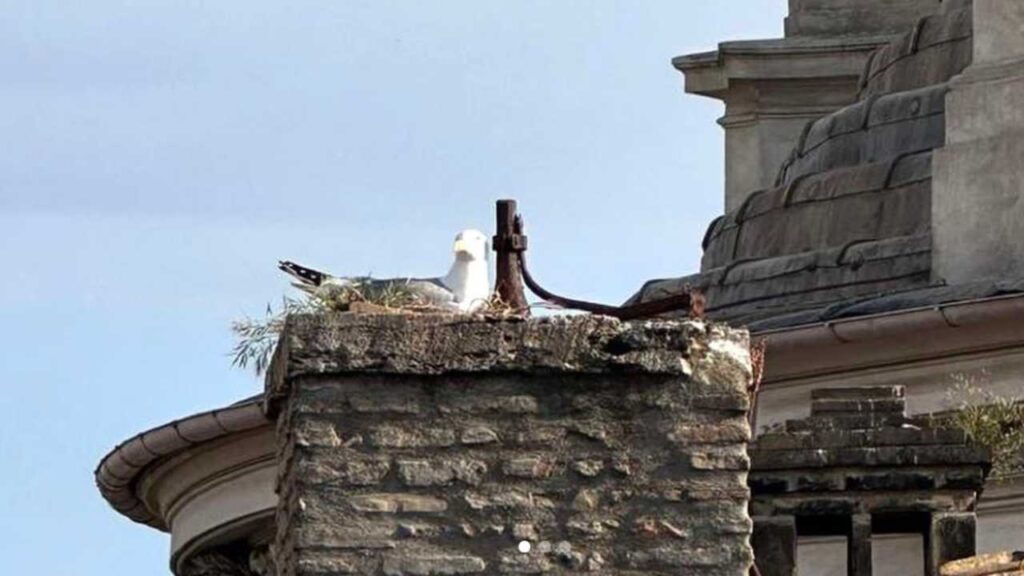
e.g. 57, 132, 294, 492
628, 0, 1024, 573
96, 1, 1024, 574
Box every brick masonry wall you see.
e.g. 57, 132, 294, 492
267, 314, 754, 576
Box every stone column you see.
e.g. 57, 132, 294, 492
849, 514, 873, 576
265, 314, 754, 576
752, 516, 797, 576
927, 513, 977, 576
932, 0, 1024, 283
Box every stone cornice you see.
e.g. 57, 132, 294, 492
672, 36, 891, 98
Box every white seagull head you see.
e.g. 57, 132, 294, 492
452, 229, 490, 263
444, 228, 491, 311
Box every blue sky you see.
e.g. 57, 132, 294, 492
0, 2, 785, 574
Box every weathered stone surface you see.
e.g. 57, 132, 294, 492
369, 427, 457, 449
179, 550, 255, 576
811, 398, 906, 415
294, 419, 342, 448
459, 426, 498, 445
786, 0, 946, 37
295, 454, 391, 486
270, 314, 753, 576
670, 421, 751, 445
751, 385, 990, 576
756, 427, 966, 451
931, 513, 978, 575
688, 446, 751, 471
503, 457, 555, 479
752, 444, 990, 470
348, 494, 448, 514
849, 513, 873, 576
810, 386, 906, 401
570, 459, 603, 478
265, 314, 738, 413
397, 459, 487, 487
294, 552, 360, 575
381, 555, 486, 575
752, 516, 797, 576
783, 412, 908, 432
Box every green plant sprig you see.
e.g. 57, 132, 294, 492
945, 376, 1024, 477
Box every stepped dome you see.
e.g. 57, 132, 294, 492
628, 1, 1024, 330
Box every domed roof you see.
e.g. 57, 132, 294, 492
627, 4, 1013, 330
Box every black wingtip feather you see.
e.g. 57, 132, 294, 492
277, 260, 327, 287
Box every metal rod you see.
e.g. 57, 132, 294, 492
493, 199, 530, 313
492, 199, 703, 320
519, 251, 703, 320
514, 212, 703, 320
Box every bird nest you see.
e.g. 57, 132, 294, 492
231, 283, 523, 376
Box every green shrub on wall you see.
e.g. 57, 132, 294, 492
945, 375, 1024, 477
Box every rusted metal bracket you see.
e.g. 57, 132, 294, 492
492, 199, 704, 320
493, 199, 530, 314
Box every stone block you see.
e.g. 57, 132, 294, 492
810, 398, 907, 415
784, 412, 907, 432
752, 516, 797, 576
810, 386, 906, 401
845, 470, 938, 491
381, 555, 486, 575
396, 459, 488, 487
930, 513, 978, 576
849, 513, 873, 576
348, 494, 448, 514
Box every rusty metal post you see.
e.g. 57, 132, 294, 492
493, 199, 529, 313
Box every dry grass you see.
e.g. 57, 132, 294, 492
945, 374, 1024, 477
232, 280, 429, 376
232, 283, 535, 376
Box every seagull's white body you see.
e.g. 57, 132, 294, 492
279, 229, 492, 312
440, 230, 491, 311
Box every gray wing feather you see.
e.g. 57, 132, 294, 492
361, 277, 456, 307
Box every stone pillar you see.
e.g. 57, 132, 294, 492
751, 386, 989, 576
752, 516, 797, 576
927, 513, 977, 576
849, 514, 873, 576
932, 0, 1024, 283
266, 314, 754, 576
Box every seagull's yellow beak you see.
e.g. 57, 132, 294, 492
453, 239, 471, 254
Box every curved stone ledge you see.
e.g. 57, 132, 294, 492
94, 399, 270, 530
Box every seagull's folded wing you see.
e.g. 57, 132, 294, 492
362, 277, 457, 308
404, 278, 458, 307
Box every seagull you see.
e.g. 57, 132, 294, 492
278, 229, 492, 312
